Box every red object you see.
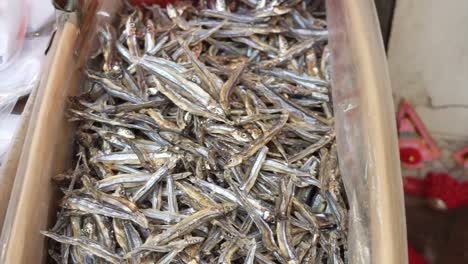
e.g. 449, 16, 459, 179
424, 172, 468, 209
425, 172, 461, 209
459, 181, 468, 206
404, 172, 468, 209
400, 147, 423, 166
130, 0, 176, 7
403, 176, 426, 196
453, 146, 468, 168
397, 100, 441, 162
408, 245, 428, 264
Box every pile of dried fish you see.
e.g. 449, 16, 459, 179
44, 0, 348, 263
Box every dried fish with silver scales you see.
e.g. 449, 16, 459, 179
44, 0, 349, 263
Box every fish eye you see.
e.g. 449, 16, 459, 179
190, 76, 201, 84
241, 133, 247, 138
229, 158, 235, 163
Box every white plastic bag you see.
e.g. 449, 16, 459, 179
0, 0, 54, 161
0, 0, 28, 70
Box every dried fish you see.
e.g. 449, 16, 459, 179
42, 231, 122, 263
44, 1, 348, 263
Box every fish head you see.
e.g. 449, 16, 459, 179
231, 130, 252, 143
207, 105, 226, 117
272, 7, 292, 16
125, 17, 137, 36
116, 127, 135, 139
145, 18, 155, 31
108, 61, 122, 76
221, 203, 238, 213
189, 74, 202, 84
226, 155, 243, 168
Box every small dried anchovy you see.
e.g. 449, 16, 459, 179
44, 0, 349, 263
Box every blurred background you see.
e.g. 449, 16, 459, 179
1, 0, 467, 263
377, 1, 468, 263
